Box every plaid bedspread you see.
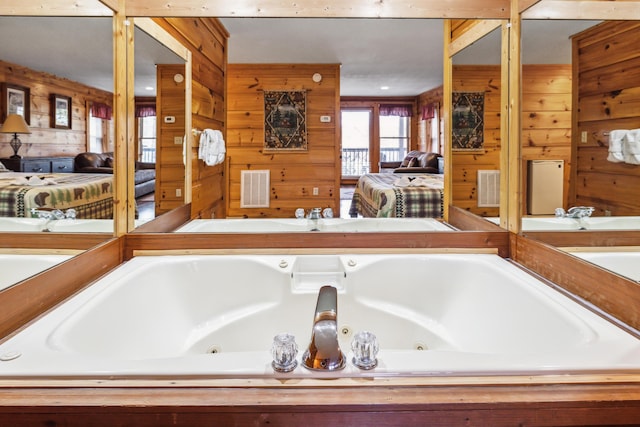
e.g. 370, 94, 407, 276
349, 173, 443, 218
0, 172, 113, 219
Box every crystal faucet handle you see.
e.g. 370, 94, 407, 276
351, 330, 379, 370
271, 333, 298, 373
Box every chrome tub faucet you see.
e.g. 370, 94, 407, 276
555, 206, 595, 219
302, 285, 346, 371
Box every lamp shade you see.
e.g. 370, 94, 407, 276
0, 114, 31, 134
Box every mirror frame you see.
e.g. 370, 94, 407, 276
121, 18, 192, 234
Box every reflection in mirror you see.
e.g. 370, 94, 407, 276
517, 20, 602, 232
569, 249, 640, 282
0, 16, 114, 290
518, 19, 640, 232
450, 25, 502, 219
132, 23, 187, 227
519, 20, 640, 283
0, 252, 75, 291
191, 18, 451, 231
0, 16, 115, 234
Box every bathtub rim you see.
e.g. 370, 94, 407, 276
2, 252, 640, 380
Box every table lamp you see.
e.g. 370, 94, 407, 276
0, 114, 31, 158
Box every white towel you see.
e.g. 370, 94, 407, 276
198, 129, 226, 166
607, 129, 627, 163
623, 129, 640, 165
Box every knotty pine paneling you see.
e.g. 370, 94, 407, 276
573, 21, 640, 215
155, 64, 186, 216
154, 18, 228, 219
449, 64, 571, 216
0, 60, 113, 159
226, 63, 341, 218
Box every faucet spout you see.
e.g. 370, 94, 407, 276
302, 285, 346, 371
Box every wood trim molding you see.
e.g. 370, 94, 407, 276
448, 205, 505, 232
123, 231, 510, 260
131, 203, 192, 233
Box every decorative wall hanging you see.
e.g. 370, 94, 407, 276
1, 83, 31, 125
452, 91, 485, 151
264, 90, 307, 151
50, 93, 72, 129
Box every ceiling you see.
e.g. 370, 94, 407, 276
0, 17, 599, 98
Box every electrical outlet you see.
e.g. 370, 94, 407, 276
176, 188, 182, 197
313, 187, 319, 196
581, 131, 588, 143
174, 136, 183, 145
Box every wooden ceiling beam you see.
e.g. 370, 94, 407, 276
523, 0, 640, 20
0, 0, 113, 16
124, 0, 510, 18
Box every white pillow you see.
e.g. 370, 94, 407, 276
0, 162, 8, 172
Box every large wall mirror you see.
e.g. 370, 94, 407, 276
155, 17, 510, 232
0, 16, 115, 234
449, 23, 505, 223
518, 19, 604, 232
131, 19, 189, 230
519, 0, 640, 283
0, 11, 114, 291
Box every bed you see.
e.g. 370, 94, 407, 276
0, 172, 113, 219
349, 173, 444, 218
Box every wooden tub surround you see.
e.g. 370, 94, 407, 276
1, 227, 640, 425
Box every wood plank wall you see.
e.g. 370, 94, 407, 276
573, 21, 640, 215
0, 60, 114, 159
451, 65, 503, 216
153, 18, 228, 219
522, 64, 572, 212
448, 64, 571, 216
155, 64, 187, 215
226, 63, 341, 218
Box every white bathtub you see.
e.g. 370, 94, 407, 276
0, 218, 114, 233
0, 253, 638, 378
571, 251, 640, 281
175, 218, 453, 233
487, 216, 640, 231
0, 254, 73, 291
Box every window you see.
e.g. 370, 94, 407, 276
379, 115, 409, 162
87, 101, 112, 153
88, 113, 104, 153
340, 100, 414, 181
138, 116, 156, 162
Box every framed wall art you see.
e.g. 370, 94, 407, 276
1, 83, 31, 124
452, 91, 485, 151
50, 93, 72, 129
264, 90, 307, 151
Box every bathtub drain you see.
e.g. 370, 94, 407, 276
206, 345, 222, 354
414, 342, 427, 351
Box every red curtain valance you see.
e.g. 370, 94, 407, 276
135, 104, 156, 118
91, 102, 112, 120
379, 104, 414, 117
